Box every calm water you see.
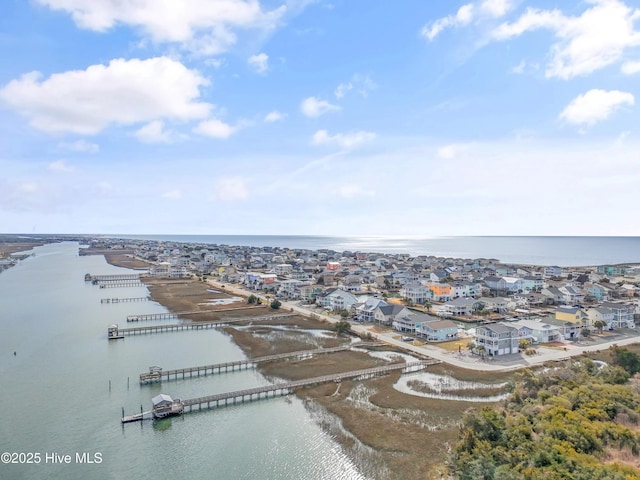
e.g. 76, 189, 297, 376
0, 242, 366, 480
109, 235, 640, 267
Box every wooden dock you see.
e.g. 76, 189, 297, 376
101, 296, 150, 304
122, 359, 440, 423
139, 342, 384, 384
99, 282, 144, 288
108, 313, 297, 338
126, 307, 268, 322
86, 273, 143, 282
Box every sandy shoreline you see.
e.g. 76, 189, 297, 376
102, 254, 514, 479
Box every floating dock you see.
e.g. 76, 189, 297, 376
122, 360, 440, 423
139, 342, 383, 384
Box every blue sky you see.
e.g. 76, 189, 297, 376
1, 0, 639, 236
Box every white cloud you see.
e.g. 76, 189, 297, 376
264, 110, 285, 122
48, 160, 74, 172
247, 53, 269, 74
437, 144, 468, 159
212, 177, 249, 202
334, 74, 376, 99
492, 0, 640, 79
193, 118, 237, 138
134, 120, 175, 143
422, 0, 512, 40
300, 96, 340, 117
0, 57, 211, 134
559, 89, 634, 126
59, 139, 99, 153
510, 60, 526, 74
311, 130, 376, 150
162, 189, 182, 200
622, 60, 640, 74
36, 0, 287, 55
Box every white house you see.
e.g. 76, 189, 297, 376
316, 288, 359, 312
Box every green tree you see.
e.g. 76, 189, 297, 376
247, 294, 257, 304
270, 299, 281, 310
334, 320, 351, 335
593, 320, 607, 333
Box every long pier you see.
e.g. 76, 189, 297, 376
109, 313, 297, 338
99, 282, 144, 288
122, 360, 439, 422
102, 296, 150, 304
126, 306, 265, 322
86, 273, 143, 282
139, 343, 383, 384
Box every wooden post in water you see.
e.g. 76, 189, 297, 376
109, 380, 111, 392
127, 377, 130, 389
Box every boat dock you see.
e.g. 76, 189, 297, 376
122, 360, 440, 423
101, 296, 150, 304
108, 313, 297, 339
139, 342, 383, 384
126, 306, 271, 322
86, 273, 143, 282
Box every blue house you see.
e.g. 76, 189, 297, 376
417, 319, 458, 342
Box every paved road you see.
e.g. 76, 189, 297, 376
206, 279, 640, 372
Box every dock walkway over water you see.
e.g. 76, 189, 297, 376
122, 359, 440, 423
139, 342, 383, 384
102, 296, 150, 304
108, 313, 297, 339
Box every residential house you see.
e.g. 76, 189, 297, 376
478, 297, 509, 313
427, 283, 452, 302
400, 282, 433, 304
584, 283, 608, 302
586, 306, 615, 330
600, 302, 636, 328
544, 317, 582, 339
555, 306, 587, 326
355, 297, 389, 322
541, 286, 565, 304
522, 276, 545, 292
484, 276, 507, 292
439, 297, 482, 317
316, 288, 359, 312
544, 266, 563, 278
511, 319, 562, 343
503, 277, 524, 293
374, 304, 409, 326
417, 319, 459, 342
559, 284, 585, 305
452, 281, 480, 298
475, 323, 519, 356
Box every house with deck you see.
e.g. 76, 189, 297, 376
475, 323, 519, 356
417, 319, 458, 341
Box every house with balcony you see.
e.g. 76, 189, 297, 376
316, 288, 359, 312
586, 306, 615, 330
400, 282, 433, 304
417, 319, 458, 342
373, 304, 410, 326
555, 306, 587, 326
484, 276, 507, 292
440, 297, 482, 316
511, 319, 562, 343
544, 266, 563, 278
452, 281, 480, 298
600, 302, 636, 328
355, 297, 389, 322
522, 276, 545, 292
478, 297, 510, 313
475, 323, 519, 356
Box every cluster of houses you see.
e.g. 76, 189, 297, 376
88, 238, 640, 356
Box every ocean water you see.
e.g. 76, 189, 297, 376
108, 235, 640, 267
0, 242, 367, 480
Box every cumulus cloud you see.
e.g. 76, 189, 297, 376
559, 89, 635, 127
247, 53, 269, 73
421, 0, 512, 40
59, 139, 100, 153
264, 110, 285, 122
193, 118, 237, 138
492, 0, 640, 79
212, 177, 249, 202
0, 57, 211, 134
311, 130, 375, 150
35, 0, 286, 55
134, 120, 175, 143
300, 97, 340, 117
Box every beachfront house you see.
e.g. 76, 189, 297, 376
544, 266, 563, 278
475, 323, 519, 356
521, 276, 545, 292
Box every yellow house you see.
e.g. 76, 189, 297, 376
555, 306, 587, 325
